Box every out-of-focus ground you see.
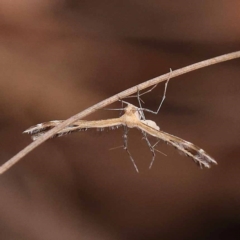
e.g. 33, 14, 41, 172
0, 1, 240, 239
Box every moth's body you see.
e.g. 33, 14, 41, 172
0, 69, 218, 175
24, 103, 217, 169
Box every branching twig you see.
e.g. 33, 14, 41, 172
0, 51, 240, 174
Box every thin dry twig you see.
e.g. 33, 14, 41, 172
1, 51, 240, 174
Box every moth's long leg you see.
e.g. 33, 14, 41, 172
141, 68, 172, 115
124, 82, 158, 102
136, 88, 160, 169
140, 130, 157, 169
149, 140, 167, 167
136, 87, 146, 120
123, 126, 139, 172
124, 69, 172, 117
119, 98, 124, 117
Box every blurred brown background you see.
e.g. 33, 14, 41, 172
0, 1, 240, 239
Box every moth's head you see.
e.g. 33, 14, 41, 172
124, 103, 137, 111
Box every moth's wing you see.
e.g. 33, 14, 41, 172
23, 119, 123, 141
159, 131, 217, 168
23, 120, 64, 135
139, 122, 217, 168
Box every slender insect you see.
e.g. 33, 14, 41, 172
24, 78, 217, 171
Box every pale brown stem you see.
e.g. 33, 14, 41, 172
1, 51, 240, 174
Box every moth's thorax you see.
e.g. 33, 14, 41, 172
120, 104, 141, 128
